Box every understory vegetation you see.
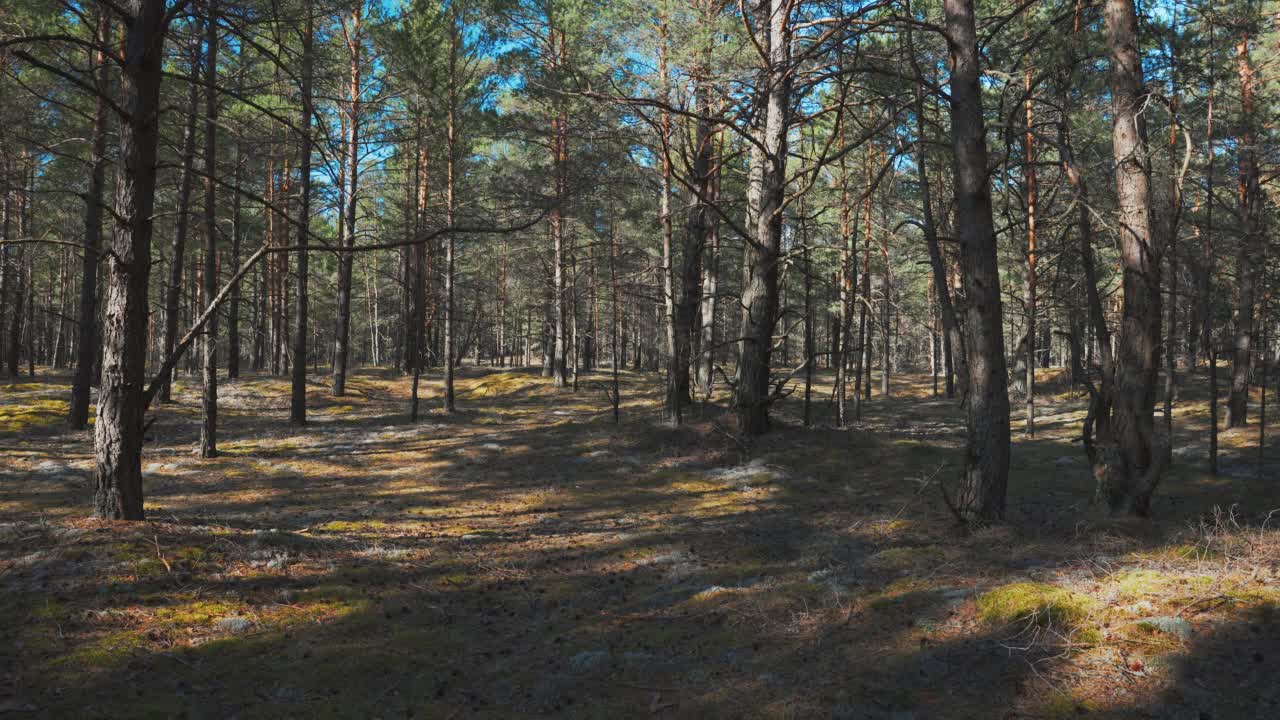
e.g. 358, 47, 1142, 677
3, 367, 1278, 718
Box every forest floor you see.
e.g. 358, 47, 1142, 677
1, 364, 1279, 719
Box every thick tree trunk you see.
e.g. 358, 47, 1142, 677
675, 79, 708, 411
71, 11, 111, 430
943, 0, 1011, 524
1100, 0, 1165, 515
735, 0, 791, 437
95, 0, 169, 520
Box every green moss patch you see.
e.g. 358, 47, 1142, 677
977, 582, 1097, 629
0, 398, 70, 434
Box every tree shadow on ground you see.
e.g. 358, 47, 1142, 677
4, 366, 1280, 718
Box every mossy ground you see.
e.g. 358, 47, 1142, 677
1, 364, 1279, 718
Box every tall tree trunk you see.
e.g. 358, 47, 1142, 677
409, 118, 430, 420
942, 0, 1010, 524
227, 127, 241, 379
1228, 32, 1259, 428
6, 156, 27, 378
0, 155, 10, 374
548, 26, 569, 388
657, 14, 680, 425
1202, 23, 1219, 475
609, 200, 621, 422
735, 0, 791, 436
697, 147, 720, 400
835, 156, 853, 425
860, 145, 874, 403
907, 10, 965, 402
333, 5, 362, 397
160, 30, 202, 403
880, 201, 891, 397
802, 222, 813, 427
1023, 68, 1037, 438
1100, 0, 1165, 515
443, 16, 459, 413
1163, 22, 1184, 456
70, 10, 111, 429
290, 0, 314, 424
199, 0, 219, 458
676, 71, 709, 413
95, 0, 170, 520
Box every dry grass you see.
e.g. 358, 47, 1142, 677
1, 364, 1278, 718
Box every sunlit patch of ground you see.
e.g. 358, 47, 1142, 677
1, 363, 1278, 718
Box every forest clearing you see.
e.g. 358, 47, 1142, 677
3, 0, 1280, 716
2, 366, 1278, 718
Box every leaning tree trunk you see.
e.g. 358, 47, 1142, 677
942, 0, 1010, 525
70, 10, 111, 429
95, 0, 170, 520
1100, 0, 1165, 515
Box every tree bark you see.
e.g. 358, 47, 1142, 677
199, 0, 219, 458
333, 5, 362, 397
443, 14, 459, 413
227, 129, 242, 379
1023, 67, 1037, 438
735, 0, 791, 436
70, 10, 111, 429
697, 152, 720, 401
95, 0, 170, 520
1228, 32, 1259, 428
942, 0, 1011, 524
160, 29, 202, 403
1100, 0, 1165, 515
908, 13, 965, 402
290, 0, 314, 424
